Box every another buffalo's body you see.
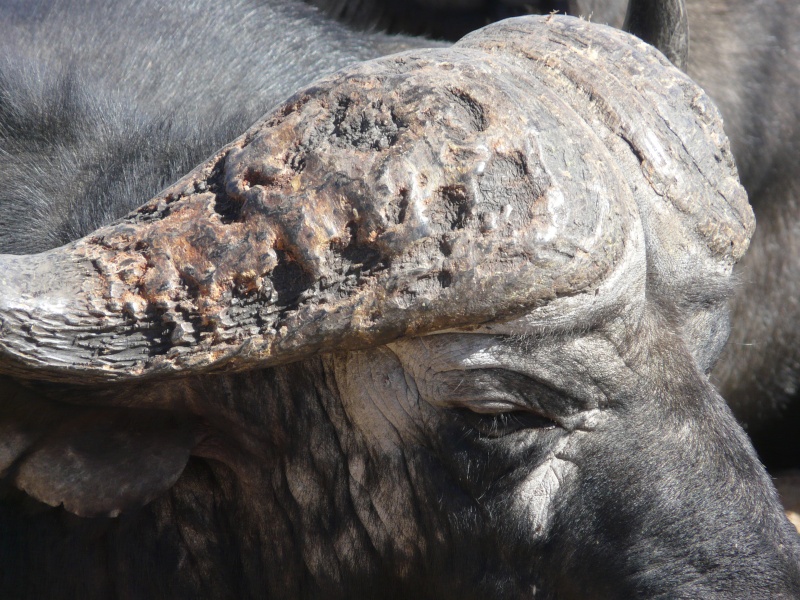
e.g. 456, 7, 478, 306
684, 0, 800, 469
1, 1, 799, 599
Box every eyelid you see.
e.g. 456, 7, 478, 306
437, 380, 528, 412
451, 406, 561, 438
458, 400, 522, 414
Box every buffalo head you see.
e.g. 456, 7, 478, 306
1, 13, 799, 599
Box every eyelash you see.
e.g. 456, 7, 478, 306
454, 408, 558, 438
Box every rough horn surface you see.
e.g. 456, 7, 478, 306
0, 16, 750, 383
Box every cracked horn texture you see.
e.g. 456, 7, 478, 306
0, 15, 751, 383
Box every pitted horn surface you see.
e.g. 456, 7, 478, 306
0, 16, 750, 383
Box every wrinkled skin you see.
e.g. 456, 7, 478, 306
2, 0, 800, 598
335, 318, 800, 597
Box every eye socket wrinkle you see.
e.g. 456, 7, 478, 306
437, 367, 568, 411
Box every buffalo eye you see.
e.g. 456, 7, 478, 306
453, 407, 558, 438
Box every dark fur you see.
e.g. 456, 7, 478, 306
300, 0, 628, 42
302, 0, 569, 41
2, 1, 800, 598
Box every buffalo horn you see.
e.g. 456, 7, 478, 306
0, 16, 748, 383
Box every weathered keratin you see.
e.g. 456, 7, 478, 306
0, 16, 751, 383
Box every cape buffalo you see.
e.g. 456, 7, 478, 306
1, 0, 799, 598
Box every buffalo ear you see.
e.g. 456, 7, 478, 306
1, 378, 198, 517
